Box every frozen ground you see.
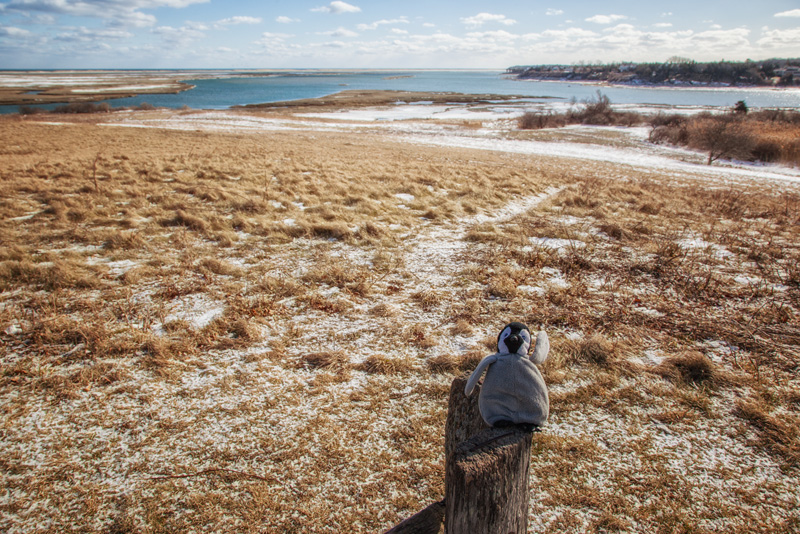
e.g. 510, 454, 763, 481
107, 103, 800, 187
2, 101, 799, 533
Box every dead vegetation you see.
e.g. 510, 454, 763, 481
1, 110, 799, 533
520, 93, 800, 166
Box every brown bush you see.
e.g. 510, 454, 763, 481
649, 109, 800, 165
687, 116, 755, 164
657, 352, 717, 386
518, 111, 566, 130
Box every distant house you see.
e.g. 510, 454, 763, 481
775, 67, 800, 77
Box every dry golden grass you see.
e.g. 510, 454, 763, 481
1, 108, 799, 534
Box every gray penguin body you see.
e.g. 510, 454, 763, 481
465, 323, 550, 427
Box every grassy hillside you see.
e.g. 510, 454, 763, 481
0, 109, 798, 533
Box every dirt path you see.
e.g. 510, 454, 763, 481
293, 185, 565, 363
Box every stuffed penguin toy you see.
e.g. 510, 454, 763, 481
465, 322, 550, 430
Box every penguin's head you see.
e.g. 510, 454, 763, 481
497, 322, 532, 355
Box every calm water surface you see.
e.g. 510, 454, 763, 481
3, 70, 800, 114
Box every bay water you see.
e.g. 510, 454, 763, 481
3, 69, 800, 114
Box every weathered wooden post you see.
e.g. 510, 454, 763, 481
444, 375, 489, 462
444, 427, 533, 533
443, 375, 533, 534
385, 374, 533, 534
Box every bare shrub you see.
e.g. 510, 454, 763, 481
518, 111, 566, 130
18, 105, 49, 115
649, 109, 800, 165
657, 352, 717, 386
687, 116, 755, 164
567, 334, 617, 366
751, 139, 782, 163
518, 93, 647, 130
53, 102, 112, 114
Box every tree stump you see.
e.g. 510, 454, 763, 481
386, 375, 533, 534
444, 375, 488, 463
444, 427, 533, 534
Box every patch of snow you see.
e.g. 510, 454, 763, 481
8, 211, 41, 221
158, 294, 226, 331
517, 285, 544, 296
677, 235, 734, 258
397, 132, 800, 185
105, 260, 137, 276
4, 324, 23, 336
642, 349, 665, 365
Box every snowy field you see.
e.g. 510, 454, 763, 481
1, 101, 799, 533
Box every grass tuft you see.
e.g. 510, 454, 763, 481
356, 354, 416, 375
657, 351, 717, 387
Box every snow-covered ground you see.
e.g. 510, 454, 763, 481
3, 100, 799, 533
105, 103, 800, 187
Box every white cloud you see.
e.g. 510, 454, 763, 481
186, 21, 209, 30
653, 23, 673, 28
775, 9, 800, 18
312, 1, 361, 14
276, 16, 299, 24
710, 24, 722, 30
55, 26, 133, 42
357, 18, 409, 31
0, 25, 32, 37
259, 32, 294, 42
585, 14, 628, 25
318, 27, 358, 37
390, 28, 408, 35
4, 0, 209, 28
461, 13, 516, 28
152, 25, 205, 43
758, 27, 800, 49
465, 30, 518, 43
217, 16, 261, 26
422, 22, 435, 28
546, 9, 563, 16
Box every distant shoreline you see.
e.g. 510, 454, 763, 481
514, 76, 800, 93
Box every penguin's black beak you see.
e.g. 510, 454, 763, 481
505, 333, 523, 354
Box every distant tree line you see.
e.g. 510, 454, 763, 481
508, 58, 800, 87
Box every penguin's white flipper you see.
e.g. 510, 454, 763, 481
529, 331, 549, 364
464, 354, 498, 396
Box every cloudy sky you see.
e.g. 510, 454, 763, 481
1, 1, 799, 69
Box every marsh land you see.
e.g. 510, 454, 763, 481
1, 87, 799, 533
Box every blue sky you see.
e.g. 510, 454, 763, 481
1, 1, 799, 69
